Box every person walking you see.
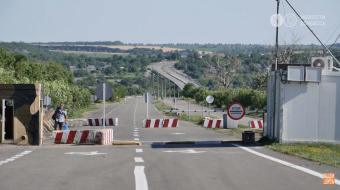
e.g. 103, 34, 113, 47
54, 103, 67, 130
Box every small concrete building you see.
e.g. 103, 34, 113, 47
0, 84, 43, 145
266, 65, 340, 143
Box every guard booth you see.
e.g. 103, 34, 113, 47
0, 84, 43, 145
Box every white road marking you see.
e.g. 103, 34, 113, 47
134, 138, 140, 141
152, 104, 166, 118
134, 166, 148, 190
134, 157, 144, 163
134, 135, 139, 137
134, 99, 138, 126
134, 130, 138, 132
105, 102, 123, 116
163, 149, 206, 154
65, 151, 106, 156
232, 144, 340, 186
0, 150, 32, 167
172, 133, 186, 135
136, 149, 143, 153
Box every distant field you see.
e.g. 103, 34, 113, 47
40, 44, 186, 52
49, 50, 129, 58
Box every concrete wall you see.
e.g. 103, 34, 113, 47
0, 84, 43, 145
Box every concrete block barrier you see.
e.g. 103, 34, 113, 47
87, 118, 118, 126
162, 119, 179, 128
142, 119, 164, 128
202, 119, 222, 128
249, 120, 263, 129
53, 129, 113, 145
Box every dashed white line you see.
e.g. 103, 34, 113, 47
134, 138, 140, 141
232, 144, 340, 186
0, 150, 32, 167
136, 149, 143, 153
134, 166, 148, 190
134, 157, 144, 163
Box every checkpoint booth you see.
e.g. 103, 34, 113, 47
0, 84, 43, 145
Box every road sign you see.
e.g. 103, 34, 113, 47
227, 102, 245, 120
96, 83, 112, 100
43, 95, 51, 105
206, 95, 214, 104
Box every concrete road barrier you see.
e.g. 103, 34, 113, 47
142, 119, 164, 128
142, 119, 179, 128
87, 118, 118, 126
249, 120, 263, 129
202, 119, 222, 128
162, 119, 178, 128
53, 129, 113, 145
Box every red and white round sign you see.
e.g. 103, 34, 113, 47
227, 102, 245, 120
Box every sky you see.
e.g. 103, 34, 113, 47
0, 0, 339, 45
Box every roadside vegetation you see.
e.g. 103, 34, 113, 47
259, 137, 340, 167
0, 48, 91, 117
68, 103, 100, 119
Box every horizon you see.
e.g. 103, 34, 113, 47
1, 0, 339, 46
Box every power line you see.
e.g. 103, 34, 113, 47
284, 0, 340, 66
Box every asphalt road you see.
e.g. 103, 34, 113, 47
0, 97, 339, 190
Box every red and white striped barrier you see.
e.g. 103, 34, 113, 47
87, 118, 118, 126
142, 119, 179, 128
202, 119, 222, 128
53, 129, 113, 145
249, 120, 263, 129
95, 129, 113, 145
142, 119, 164, 128
162, 119, 179, 128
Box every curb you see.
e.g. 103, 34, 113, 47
113, 142, 142, 145
156, 140, 243, 145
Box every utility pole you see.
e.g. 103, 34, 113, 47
273, 0, 280, 141
168, 79, 171, 98
152, 74, 155, 95
157, 75, 159, 99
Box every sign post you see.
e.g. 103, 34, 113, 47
206, 95, 214, 116
103, 83, 105, 129
173, 98, 177, 109
143, 93, 153, 119
95, 83, 112, 129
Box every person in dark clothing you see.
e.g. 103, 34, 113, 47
54, 103, 67, 130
